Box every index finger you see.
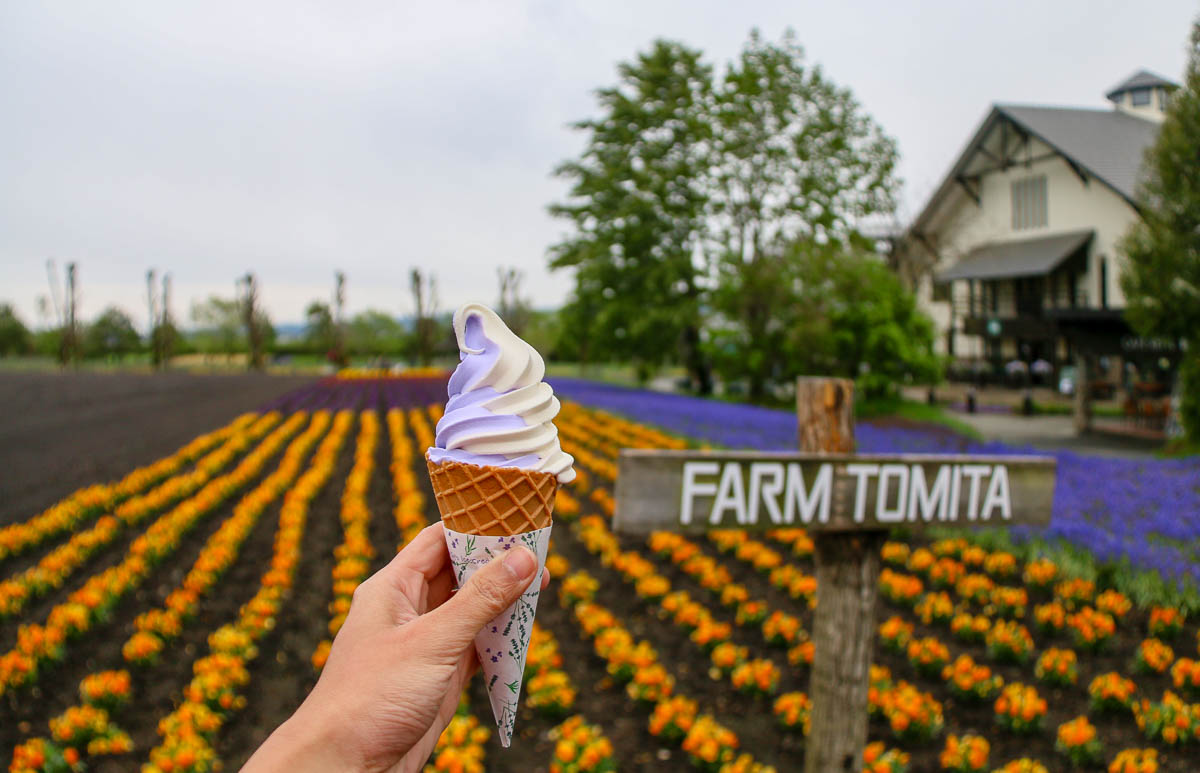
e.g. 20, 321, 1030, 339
386, 522, 449, 582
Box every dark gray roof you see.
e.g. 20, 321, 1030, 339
938, 229, 1093, 281
1106, 69, 1179, 100
995, 104, 1159, 202
909, 97, 1162, 241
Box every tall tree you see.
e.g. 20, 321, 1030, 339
1120, 20, 1200, 440
410, 269, 438, 366
238, 273, 266, 370
0, 304, 32, 356
154, 273, 178, 366
710, 29, 900, 399
550, 39, 715, 391
331, 271, 348, 367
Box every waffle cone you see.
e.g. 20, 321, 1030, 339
426, 456, 556, 536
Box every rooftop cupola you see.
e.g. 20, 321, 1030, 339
1106, 69, 1178, 122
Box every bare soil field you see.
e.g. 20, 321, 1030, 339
0, 371, 312, 525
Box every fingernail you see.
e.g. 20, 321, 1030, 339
502, 547, 537, 581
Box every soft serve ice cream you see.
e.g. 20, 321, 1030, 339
426, 302, 571, 747
427, 303, 574, 482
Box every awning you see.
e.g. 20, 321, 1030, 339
937, 230, 1093, 282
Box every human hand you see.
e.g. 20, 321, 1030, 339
243, 523, 548, 773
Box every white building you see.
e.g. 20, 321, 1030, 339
901, 70, 1177, 381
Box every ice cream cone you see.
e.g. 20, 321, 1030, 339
426, 457, 556, 535
429, 455, 555, 747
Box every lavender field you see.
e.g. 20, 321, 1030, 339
551, 378, 1200, 603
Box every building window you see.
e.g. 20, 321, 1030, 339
1131, 87, 1152, 106
932, 280, 950, 302
1011, 175, 1048, 230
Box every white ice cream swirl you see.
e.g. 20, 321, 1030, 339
429, 303, 575, 483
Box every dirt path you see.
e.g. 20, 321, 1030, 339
0, 371, 312, 525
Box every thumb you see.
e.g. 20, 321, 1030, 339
412, 546, 539, 657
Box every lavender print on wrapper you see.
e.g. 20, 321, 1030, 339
442, 524, 552, 747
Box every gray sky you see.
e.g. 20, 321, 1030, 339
2, 1, 1194, 330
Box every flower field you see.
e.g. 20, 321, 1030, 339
2, 373, 1199, 772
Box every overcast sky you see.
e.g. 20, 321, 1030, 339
2, 1, 1194, 330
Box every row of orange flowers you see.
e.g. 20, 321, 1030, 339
549, 714, 617, 773
0, 413, 279, 620
124, 411, 333, 668
0, 412, 307, 697
0, 414, 255, 564
141, 410, 355, 773
389, 409, 429, 546
9, 412, 336, 771
313, 411, 378, 667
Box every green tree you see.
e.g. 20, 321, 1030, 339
1120, 20, 1200, 440
347, 310, 407, 356
0, 304, 33, 356
549, 39, 715, 391
710, 29, 900, 400
304, 301, 336, 354
85, 307, 141, 358
800, 247, 939, 398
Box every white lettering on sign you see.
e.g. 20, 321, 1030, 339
981, 465, 1012, 520
680, 461, 719, 525
784, 463, 831, 524
961, 464, 991, 521
712, 462, 747, 525
748, 463, 784, 525
908, 465, 950, 522
678, 461, 1014, 527
846, 464, 879, 523
876, 464, 909, 523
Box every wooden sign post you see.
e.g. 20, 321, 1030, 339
612, 378, 1056, 773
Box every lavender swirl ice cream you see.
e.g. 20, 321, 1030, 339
427, 303, 575, 483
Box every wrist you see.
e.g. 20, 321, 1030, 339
249, 706, 367, 773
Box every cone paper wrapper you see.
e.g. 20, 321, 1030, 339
443, 523, 552, 747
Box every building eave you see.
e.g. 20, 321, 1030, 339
907, 105, 1145, 247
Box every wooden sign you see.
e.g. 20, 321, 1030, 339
612, 450, 1056, 535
